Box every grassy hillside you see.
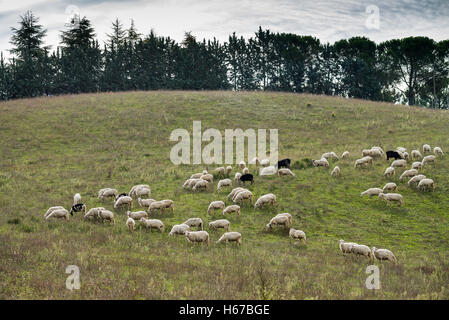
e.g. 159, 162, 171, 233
0, 91, 448, 300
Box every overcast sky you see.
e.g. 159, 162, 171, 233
0, 0, 448, 57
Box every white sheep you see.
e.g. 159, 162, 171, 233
254, 194, 276, 209
45, 208, 70, 220
362, 156, 373, 165
114, 195, 133, 210
275, 213, 293, 225
407, 174, 426, 187
368, 149, 382, 158
233, 190, 253, 205
200, 173, 214, 183
322, 152, 339, 161
222, 205, 241, 216
313, 158, 330, 168
423, 144, 431, 153
383, 166, 395, 178
73, 193, 82, 205
209, 219, 230, 232
227, 187, 246, 200
339, 240, 357, 254
422, 155, 436, 166
399, 169, 418, 181
372, 247, 397, 264
208, 201, 226, 214
289, 228, 306, 243
160, 199, 174, 213
126, 210, 148, 220
234, 172, 242, 184
97, 209, 115, 224
138, 197, 155, 209
372, 146, 384, 155
190, 172, 203, 179
129, 184, 151, 198
84, 207, 105, 220
391, 159, 406, 168
216, 232, 242, 245
242, 167, 249, 175
239, 161, 246, 170
214, 167, 225, 176
260, 165, 277, 176
396, 147, 407, 153
403, 152, 410, 161
249, 157, 260, 166
184, 218, 204, 230
217, 178, 232, 191
278, 168, 295, 177
169, 223, 191, 236
266, 215, 291, 230
417, 178, 435, 192
98, 188, 118, 201
260, 159, 270, 167
140, 218, 164, 232
126, 217, 135, 232
411, 150, 423, 160
185, 230, 209, 246
225, 166, 233, 175
382, 182, 398, 193
434, 146, 444, 157
351, 244, 374, 260
192, 179, 209, 192
411, 161, 422, 170
354, 158, 368, 168
378, 193, 404, 206
44, 206, 65, 219
186, 178, 202, 190
361, 188, 383, 197
331, 166, 340, 177
341, 151, 350, 159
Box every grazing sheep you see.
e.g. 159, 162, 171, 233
384, 167, 395, 178
277, 158, 292, 168
408, 174, 426, 187
354, 158, 368, 168
45, 208, 70, 221
169, 223, 191, 236
129, 185, 151, 198
160, 199, 174, 213
423, 144, 431, 153
190, 172, 203, 179
208, 201, 226, 214
126, 210, 148, 220
184, 218, 203, 230
382, 182, 398, 193
185, 231, 209, 246
422, 155, 436, 166
216, 232, 242, 245
411, 161, 422, 170
239, 173, 254, 184
70, 203, 87, 216
200, 173, 214, 183
140, 218, 164, 232
260, 159, 270, 167
214, 167, 225, 176
372, 146, 384, 155
341, 151, 350, 159
44, 206, 65, 219
322, 152, 339, 161
378, 193, 404, 206
313, 158, 330, 168
417, 178, 435, 192
233, 190, 253, 205
351, 244, 374, 260
84, 207, 105, 220
396, 147, 407, 153
222, 205, 241, 216
192, 179, 209, 192
331, 166, 340, 177
339, 240, 357, 254
184, 178, 202, 190
278, 168, 295, 177
366, 149, 382, 158
434, 147, 444, 157
391, 159, 406, 168
227, 187, 246, 201
411, 150, 423, 160
234, 172, 242, 184
239, 161, 246, 170
97, 209, 115, 224
361, 188, 383, 197
249, 157, 260, 166
289, 228, 306, 243
98, 188, 118, 201
386, 150, 403, 161
209, 219, 230, 232
260, 166, 277, 175
266, 215, 291, 230
242, 167, 249, 175
226, 166, 233, 175
399, 169, 418, 181
126, 217, 135, 232
362, 156, 373, 165
275, 213, 293, 225
73, 193, 82, 206
372, 247, 397, 264
254, 194, 276, 209
138, 197, 155, 209
114, 196, 133, 210
183, 179, 194, 190
115, 193, 129, 202
402, 152, 410, 161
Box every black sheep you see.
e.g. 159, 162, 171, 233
386, 150, 402, 160
239, 173, 254, 185
115, 193, 128, 201
277, 158, 291, 169
70, 203, 86, 216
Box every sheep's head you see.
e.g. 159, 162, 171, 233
378, 193, 385, 198
339, 239, 344, 244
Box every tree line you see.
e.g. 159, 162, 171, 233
1, 11, 448, 108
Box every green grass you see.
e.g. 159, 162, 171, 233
0, 90, 449, 299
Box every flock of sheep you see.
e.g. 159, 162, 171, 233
43, 144, 444, 264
